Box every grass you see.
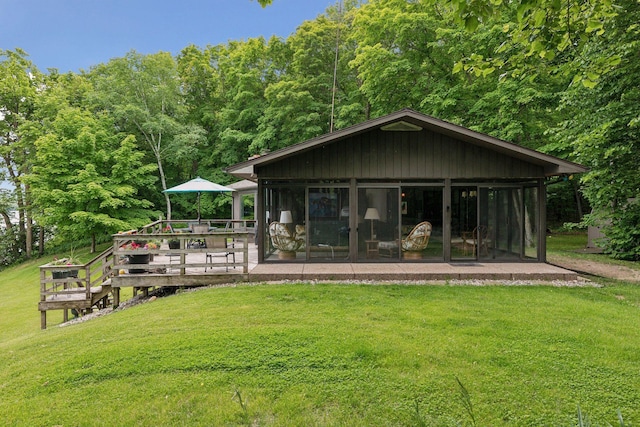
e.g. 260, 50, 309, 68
0, 235, 639, 425
548, 232, 640, 270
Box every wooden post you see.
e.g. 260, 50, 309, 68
40, 311, 47, 330
180, 236, 186, 275
243, 234, 249, 274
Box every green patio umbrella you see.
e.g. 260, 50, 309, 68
164, 177, 235, 221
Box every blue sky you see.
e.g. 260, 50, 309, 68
1, 0, 333, 73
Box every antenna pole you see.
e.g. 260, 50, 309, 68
329, 0, 342, 133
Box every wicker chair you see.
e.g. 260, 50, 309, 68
268, 222, 304, 259
401, 221, 432, 258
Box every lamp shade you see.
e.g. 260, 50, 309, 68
364, 208, 380, 221
279, 210, 293, 224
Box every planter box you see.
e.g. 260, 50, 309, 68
128, 254, 150, 274
52, 270, 79, 279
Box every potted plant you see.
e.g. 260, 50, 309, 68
121, 241, 152, 274
48, 256, 80, 279
163, 226, 181, 249
146, 240, 160, 261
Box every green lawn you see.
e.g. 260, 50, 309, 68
1, 237, 639, 425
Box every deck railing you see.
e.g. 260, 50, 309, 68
39, 247, 115, 304
38, 220, 252, 328
139, 219, 256, 236
113, 220, 251, 276
39, 248, 115, 328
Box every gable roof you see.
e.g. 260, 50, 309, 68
226, 108, 587, 179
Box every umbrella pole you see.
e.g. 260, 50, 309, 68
197, 192, 201, 223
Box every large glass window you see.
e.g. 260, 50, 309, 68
400, 186, 443, 259
308, 187, 350, 260
450, 186, 479, 260
523, 186, 539, 259
357, 187, 399, 260
479, 187, 524, 261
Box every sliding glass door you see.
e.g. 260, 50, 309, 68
451, 186, 527, 261
480, 187, 523, 260
450, 186, 480, 260
307, 187, 350, 260
357, 187, 399, 261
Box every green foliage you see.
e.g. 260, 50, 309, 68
549, 0, 640, 259
445, 0, 620, 84
88, 51, 207, 220
591, 200, 640, 261
0, 227, 24, 268
0, 49, 45, 256
26, 107, 157, 246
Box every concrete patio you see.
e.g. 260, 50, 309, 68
245, 243, 579, 282
248, 259, 579, 282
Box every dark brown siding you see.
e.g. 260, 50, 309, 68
258, 129, 544, 180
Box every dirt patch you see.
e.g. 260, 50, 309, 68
548, 255, 640, 282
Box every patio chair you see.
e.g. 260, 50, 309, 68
205, 234, 235, 272
268, 222, 304, 259
189, 223, 209, 249
379, 222, 432, 258
401, 221, 432, 258
462, 225, 489, 256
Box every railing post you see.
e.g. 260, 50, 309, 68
85, 265, 91, 300
243, 233, 249, 274
40, 269, 46, 303
180, 236, 186, 275
113, 237, 121, 276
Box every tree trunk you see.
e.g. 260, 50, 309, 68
25, 215, 32, 258
572, 180, 584, 220
142, 129, 172, 220
157, 155, 172, 221
1, 212, 11, 230
24, 183, 33, 258
39, 225, 45, 256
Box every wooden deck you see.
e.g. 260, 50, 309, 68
38, 220, 253, 329
39, 249, 115, 329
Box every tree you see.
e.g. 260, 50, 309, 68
254, 2, 367, 153
442, 0, 620, 87
89, 51, 206, 220
549, 0, 640, 259
0, 48, 43, 258
27, 107, 157, 252
211, 37, 281, 162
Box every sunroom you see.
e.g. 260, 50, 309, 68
226, 109, 586, 263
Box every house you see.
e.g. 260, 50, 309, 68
226, 109, 586, 263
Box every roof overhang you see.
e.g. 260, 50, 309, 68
226, 109, 587, 180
